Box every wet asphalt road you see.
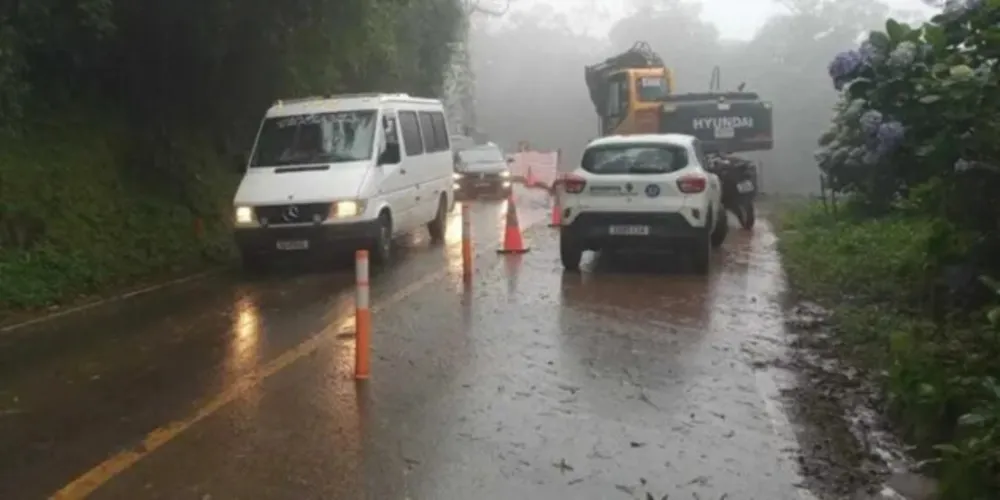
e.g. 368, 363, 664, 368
0, 187, 812, 500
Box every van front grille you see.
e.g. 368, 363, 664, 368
254, 203, 330, 224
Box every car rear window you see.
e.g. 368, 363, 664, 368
581, 144, 688, 175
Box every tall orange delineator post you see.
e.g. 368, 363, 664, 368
461, 204, 472, 282
354, 250, 370, 380
548, 179, 562, 227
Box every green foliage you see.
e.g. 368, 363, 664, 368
781, 203, 1000, 497
0, 0, 464, 308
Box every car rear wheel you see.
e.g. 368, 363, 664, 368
711, 208, 728, 248
737, 203, 755, 230
691, 214, 712, 275
560, 230, 583, 271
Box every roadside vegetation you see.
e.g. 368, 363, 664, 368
780, 2, 1000, 497
0, 0, 462, 309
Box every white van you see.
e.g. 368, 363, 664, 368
232, 93, 455, 270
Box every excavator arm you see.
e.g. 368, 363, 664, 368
584, 41, 664, 116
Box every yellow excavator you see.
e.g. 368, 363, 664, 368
585, 42, 774, 154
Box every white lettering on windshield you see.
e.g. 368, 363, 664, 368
276, 112, 365, 128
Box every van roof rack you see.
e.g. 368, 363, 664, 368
272, 93, 413, 106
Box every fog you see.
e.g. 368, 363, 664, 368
470, 0, 934, 194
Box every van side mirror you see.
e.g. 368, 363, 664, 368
378, 143, 400, 165
505, 157, 514, 164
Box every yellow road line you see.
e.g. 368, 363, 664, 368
49, 270, 446, 499
50, 197, 552, 499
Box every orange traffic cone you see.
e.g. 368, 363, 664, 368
548, 195, 561, 227
498, 192, 529, 254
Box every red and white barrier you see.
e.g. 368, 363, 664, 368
508, 149, 560, 190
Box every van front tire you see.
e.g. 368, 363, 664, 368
370, 212, 393, 266
428, 195, 447, 242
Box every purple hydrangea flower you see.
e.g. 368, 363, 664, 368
859, 41, 884, 67
859, 110, 883, 136
828, 50, 863, 90
888, 41, 917, 69
875, 121, 905, 154
863, 150, 881, 166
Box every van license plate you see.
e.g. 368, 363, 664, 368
609, 225, 649, 236
737, 180, 754, 193
276, 240, 309, 250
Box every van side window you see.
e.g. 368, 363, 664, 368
379, 112, 401, 165
417, 112, 435, 152
398, 111, 423, 156
430, 112, 450, 152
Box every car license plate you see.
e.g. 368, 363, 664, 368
476, 181, 492, 187
276, 240, 309, 250
714, 127, 735, 139
609, 225, 649, 236
737, 180, 754, 193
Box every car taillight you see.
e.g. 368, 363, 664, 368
562, 175, 587, 194
676, 175, 706, 193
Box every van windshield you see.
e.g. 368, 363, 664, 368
250, 110, 377, 167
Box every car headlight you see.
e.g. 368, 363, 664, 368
330, 200, 363, 218
500, 170, 511, 178
453, 172, 463, 180
235, 206, 253, 224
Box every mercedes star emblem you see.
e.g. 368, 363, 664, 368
282, 205, 300, 222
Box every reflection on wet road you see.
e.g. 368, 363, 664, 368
0, 194, 810, 499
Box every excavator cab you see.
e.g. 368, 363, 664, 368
585, 42, 675, 136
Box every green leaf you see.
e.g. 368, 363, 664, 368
988, 307, 1000, 326
958, 412, 989, 426
933, 443, 961, 455
919, 94, 942, 104
886, 19, 906, 42
915, 144, 936, 156
924, 24, 947, 51
846, 78, 874, 100
869, 31, 891, 52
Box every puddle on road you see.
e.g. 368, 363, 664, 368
551, 219, 931, 499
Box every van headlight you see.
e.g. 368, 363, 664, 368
500, 170, 511, 178
235, 206, 254, 224
330, 200, 363, 218
453, 172, 463, 180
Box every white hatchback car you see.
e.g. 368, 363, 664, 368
556, 134, 727, 274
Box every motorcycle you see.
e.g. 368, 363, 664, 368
707, 154, 757, 230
